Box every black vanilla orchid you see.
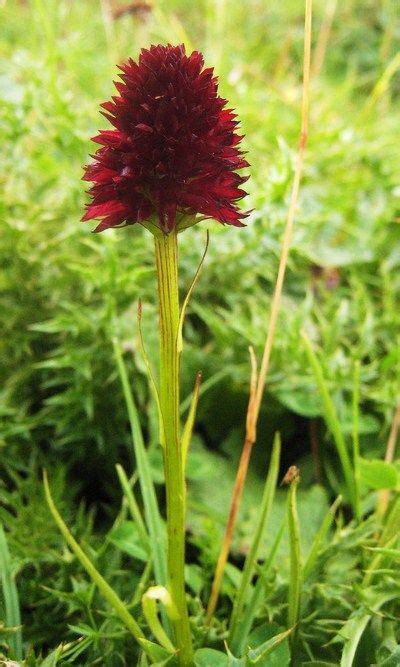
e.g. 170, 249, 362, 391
82, 44, 248, 234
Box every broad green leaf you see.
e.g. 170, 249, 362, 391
194, 648, 229, 666
359, 458, 398, 490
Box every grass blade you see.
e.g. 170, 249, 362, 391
181, 371, 202, 467
247, 626, 293, 663
286, 467, 302, 661
228, 433, 281, 645
137, 300, 164, 447
351, 360, 362, 521
116, 464, 150, 551
43, 471, 145, 643
113, 337, 167, 588
177, 231, 209, 354
180, 368, 228, 414
301, 331, 356, 514
229, 519, 285, 656
303, 495, 341, 580
0, 523, 23, 660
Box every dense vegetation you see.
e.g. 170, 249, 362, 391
1, 0, 400, 665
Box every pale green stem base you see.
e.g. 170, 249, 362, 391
155, 232, 193, 665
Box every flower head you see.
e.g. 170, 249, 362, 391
82, 44, 248, 234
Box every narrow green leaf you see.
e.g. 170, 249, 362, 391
181, 371, 202, 467
177, 231, 209, 354
303, 495, 341, 580
339, 591, 398, 665
0, 523, 23, 661
301, 662, 338, 666
352, 359, 362, 521
380, 495, 400, 546
287, 469, 302, 658
364, 495, 400, 587
113, 337, 167, 589
339, 611, 377, 667
138, 638, 175, 664
137, 300, 165, 447
43, 471, 146, 645
246, 626, 293, 664
364, 546, 400, 559
142, 587, 177, 654
39, 647, 64, 667
180, 368, 228, 415
229, 434, 281, 647
108, 521, 149, 561
229, 521, 285, 656
302, 332, 356, 514
116, 464, 149, 549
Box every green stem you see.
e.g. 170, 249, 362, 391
352, 360, 362, 522
287, 471, 302, 663
155, 231, 193, 665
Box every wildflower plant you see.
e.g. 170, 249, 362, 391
2, 0, 400, 665
81, 43, 248, 664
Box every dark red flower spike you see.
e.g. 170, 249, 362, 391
82, 44, 249, 234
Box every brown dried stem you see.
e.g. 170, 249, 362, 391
206, 348, 258, 623
206, 0, 313, 623
311, 0, 337, 79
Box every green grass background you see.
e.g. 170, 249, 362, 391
1, 0, 400, 663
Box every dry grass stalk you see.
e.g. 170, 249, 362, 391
206, 0, 313, 622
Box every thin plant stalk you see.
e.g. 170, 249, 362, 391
206, 0, 313, 621
286, 468, 302, 661
154, 231, 193, 665
352, 360, 362, 521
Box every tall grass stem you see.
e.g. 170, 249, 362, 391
206, 0, 313, 621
